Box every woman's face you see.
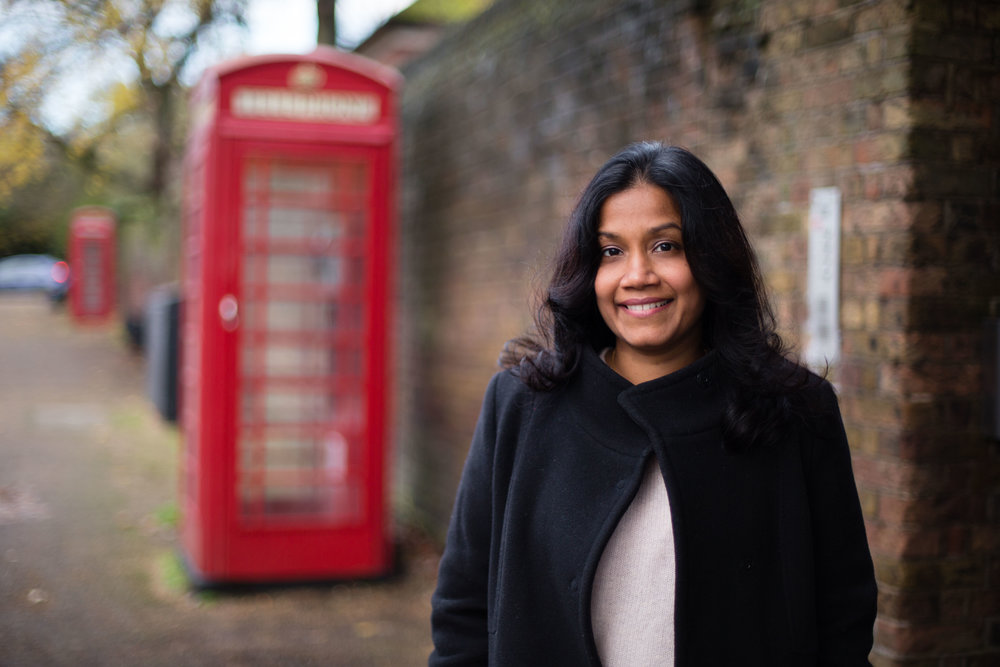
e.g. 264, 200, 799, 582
595, 182, 706, 375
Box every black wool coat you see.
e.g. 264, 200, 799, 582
429, 349, 877, 666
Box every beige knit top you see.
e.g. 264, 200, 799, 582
591, 459, 676, 665
591, 351, 676, 665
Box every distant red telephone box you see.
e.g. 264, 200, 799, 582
179, 48, 400, 584
68, 206, 116, 324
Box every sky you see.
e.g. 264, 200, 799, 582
246, 0, 416, 52
15, 0, 415, 132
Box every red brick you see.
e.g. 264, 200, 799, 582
875, 617, 982, 653
840, 359, 880, 393
853, 132, 909, 164
843, 200, 917, 233
852, 455, 948, 496
940, 589, 970, 620
868, 522, 943, 558
878, 493, 967, 526
971, 525, 1000, 555
910, 97, 994, 131
941, 558, 987, 588
881, 165, 919, 198
803, 77, 853, 108
878, 363, 904, 396
967, 589, 1000, 618
872, 556, 942, 589
888, 362, 980, 397
839, 393, 901, 427
944, 526, 970, 557
855, 0, 911, 32
878, 267, 912, 297
877, 587, 938, 622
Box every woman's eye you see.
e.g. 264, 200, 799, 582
601, 247, 622, 257
654, 241, 679, 252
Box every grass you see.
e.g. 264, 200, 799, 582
154, 502, 179, 527
155, 551, 217, 604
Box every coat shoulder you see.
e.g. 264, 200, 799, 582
479, 368, 544, 436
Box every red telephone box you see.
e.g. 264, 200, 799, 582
179, 48, 400, 584
67, 206, 117, 324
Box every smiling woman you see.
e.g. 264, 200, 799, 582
429, 142, 878, 665
595, 183, 706, 384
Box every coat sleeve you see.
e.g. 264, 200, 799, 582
805, 383, 878, 665
429, 373, 503, 665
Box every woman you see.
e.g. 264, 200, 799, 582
429, 142, 877, 665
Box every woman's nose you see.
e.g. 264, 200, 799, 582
621, 253, 657, 287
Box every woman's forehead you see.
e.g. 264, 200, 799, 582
597, 183, 682, 231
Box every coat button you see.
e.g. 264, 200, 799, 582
615, 479, 626, 490
697, 373, 711, 386
569, 577, 578, 591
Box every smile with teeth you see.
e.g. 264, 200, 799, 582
622, 299, 672, 312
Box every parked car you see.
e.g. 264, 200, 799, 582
0, 254, 70, 300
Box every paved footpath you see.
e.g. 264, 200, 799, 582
0, 294, 438, 666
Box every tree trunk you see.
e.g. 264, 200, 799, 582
147, 82, 173, 210
317, 0, 337, 46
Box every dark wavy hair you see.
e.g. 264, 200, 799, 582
501, 141, 816, 450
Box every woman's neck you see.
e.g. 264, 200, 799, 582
605, 343, 704, 385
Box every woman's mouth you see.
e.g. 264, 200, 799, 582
622, 299, 672, 313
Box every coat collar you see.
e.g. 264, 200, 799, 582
565, 345, 724, 455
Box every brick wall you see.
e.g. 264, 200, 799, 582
859, 1, 1000, 662
394, 0, 1000, 661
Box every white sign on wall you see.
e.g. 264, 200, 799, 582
804, 187, 842, 368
